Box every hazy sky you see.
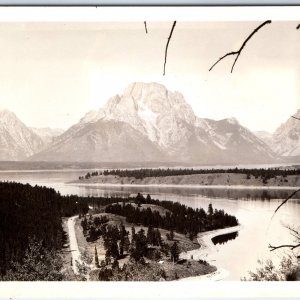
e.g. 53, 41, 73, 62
0, 21, 299, 133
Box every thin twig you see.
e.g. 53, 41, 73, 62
269, 243, 300, 251
271, 188, 300, 220
163, 21, 176, 76
297, 24, 300, 30
209, 20, 272, 73
281, 223, 300, 240
144, 21, 148, 34
292, 115, 300, 121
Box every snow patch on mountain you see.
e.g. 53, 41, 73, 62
80, 82, 197, 149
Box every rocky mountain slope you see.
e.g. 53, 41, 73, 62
0, 110, 45, 160
254, 131, 273, 145
30, 127, 64, 145
271, 110, 300, 157
30, 120, 165, 162
29, 82, 278, 164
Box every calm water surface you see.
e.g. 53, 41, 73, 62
0, 169, 299, 280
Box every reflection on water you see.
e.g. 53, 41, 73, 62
0, 169, 299, 280
212, 231, 239, 245
70, 184, 300, 201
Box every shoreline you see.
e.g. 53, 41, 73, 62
179, 225, 242, 281
67, 182, 300, 190
178, 268, 230, 281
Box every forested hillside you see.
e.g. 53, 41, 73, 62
0, 182, 89, 278
82, 167, 300, 181
105, 193, 238, 239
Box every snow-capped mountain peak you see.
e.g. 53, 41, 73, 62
80, 82, 197, 148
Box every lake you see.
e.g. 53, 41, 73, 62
0, 169, 299, 280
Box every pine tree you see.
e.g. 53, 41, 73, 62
147, 225, 154, 245
81, 216, 88, 235
131, 226, 136, 240
123, 235, 130, 253
170, 241, 180, 263
170, 229, 174, 240
119, 237, 124, 256
130, 229, 148, 261
154, 229, 162, 246
208, 203, 213, 216
167, 229, 174, 241
94, 246, 99, 268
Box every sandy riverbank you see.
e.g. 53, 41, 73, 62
179, 225, 242, 281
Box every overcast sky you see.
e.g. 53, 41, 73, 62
0, 21, 299, 133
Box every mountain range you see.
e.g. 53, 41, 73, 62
1, 82, 299, 164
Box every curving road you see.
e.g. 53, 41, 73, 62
67, 216, 82, 275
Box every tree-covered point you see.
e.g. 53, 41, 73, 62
105, 193, 238, 239
80, 167, 300, 180
0, 181, 89, 278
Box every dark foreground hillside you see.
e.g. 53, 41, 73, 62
0, 182, 89, 279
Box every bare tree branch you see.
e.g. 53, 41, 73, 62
144, 21, 148, 34
269, 243, 300, 252
292, 115, 300, 121
209, 20, 272, 73
284, 224, 300, 240
163, 21, 176, 76
271, 188, 300, 220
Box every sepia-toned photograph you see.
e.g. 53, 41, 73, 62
0, 7, 299, 288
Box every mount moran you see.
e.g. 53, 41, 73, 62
1, 82, 299, 164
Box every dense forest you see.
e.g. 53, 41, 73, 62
105, 193, 238, 239
80, 167, 300, 181
0, 182, 89, 279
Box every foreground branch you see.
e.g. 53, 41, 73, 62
163, 21, 176, 76
144, 21, 148, 34
269, 243, 300, 252
209, 20, 272, 73
271, 188, 300, 219
285, 224, 300, 240
292, 116, 300, 121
